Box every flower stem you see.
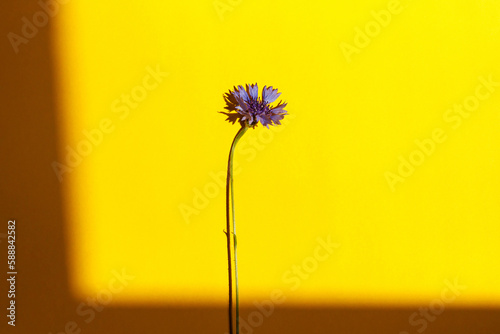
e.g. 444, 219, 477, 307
226, 125, 248, 334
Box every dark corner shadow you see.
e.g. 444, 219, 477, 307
1, 1, 499, 334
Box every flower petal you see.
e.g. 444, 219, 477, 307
270, 114, 285, 125
234, 94, 248, 111
247, 83, 259, 100
237, 85, 250, 102
262, 86, 281, 104
271, 101, 287, 113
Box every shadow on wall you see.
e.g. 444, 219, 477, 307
0, 1, 499, 333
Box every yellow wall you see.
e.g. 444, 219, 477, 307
54, 0, 500, 306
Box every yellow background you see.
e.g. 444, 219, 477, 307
54, 0, 500, 306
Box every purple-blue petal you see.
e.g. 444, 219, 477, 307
262, 86, 281, 104
237, 85, 250, 102
247, 83, 259, 100
271, 105, 287, 113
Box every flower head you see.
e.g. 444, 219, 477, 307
220, 84, 288, 128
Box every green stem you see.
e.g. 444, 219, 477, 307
226, 125, 248, 334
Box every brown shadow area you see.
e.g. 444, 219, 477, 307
1, 1, 499, 333
86, 306, 500, 333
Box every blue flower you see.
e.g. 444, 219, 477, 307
220, 84, 288, 128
